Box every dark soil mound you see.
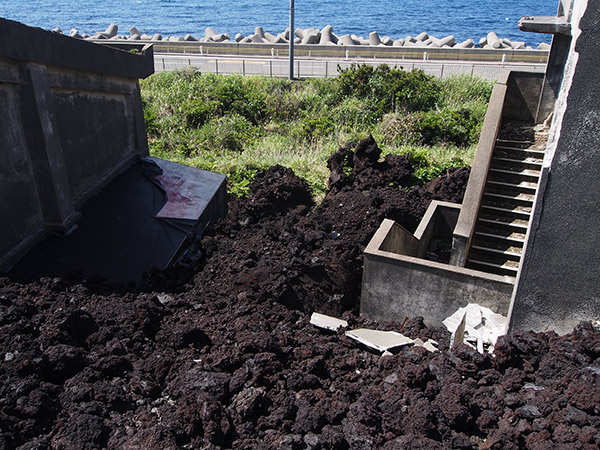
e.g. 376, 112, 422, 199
1, 137, 598, 449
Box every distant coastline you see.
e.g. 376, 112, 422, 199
62, 23, 551, 52
0, 0, 556, 47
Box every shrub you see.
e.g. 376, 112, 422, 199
335, 64, 441, 117
185, 100, 219, 127
199, 115, 258, 153
294, 115, 336, 141
416, 107, 481, 147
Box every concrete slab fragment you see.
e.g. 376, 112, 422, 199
422, 339, 439, 352
345, 328, 414, 353
444, 303, 507, 352
413, 338, 439, 352
310, 312, 348, 331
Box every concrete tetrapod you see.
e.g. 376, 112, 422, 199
456, 38, 475, 48
205, 27, 216, 40
254, 26, 265, 39
302, 29, 320, 44
487, 31, 502, 48
319, 25, 337, 45
104, 23, 118, 38
337, 34, 356, 46
415, 31, 428, 41
369, 31, 382, 46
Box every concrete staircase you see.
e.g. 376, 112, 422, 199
466, 138, 545, 278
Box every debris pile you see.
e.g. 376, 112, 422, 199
444, 303, 508, 353
1, 137, 598, 448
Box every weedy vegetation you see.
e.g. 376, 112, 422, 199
140, 65, 493, 199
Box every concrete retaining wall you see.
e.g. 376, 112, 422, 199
0, 18, 154, 271
508, 0, 600, 334
361, 203, 514, 326
104, 40, 549, 64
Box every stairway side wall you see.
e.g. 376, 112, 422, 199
361, 205, 514, 327
509, 0, 600, 334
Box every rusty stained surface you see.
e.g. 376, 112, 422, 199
153, 157, 226, 221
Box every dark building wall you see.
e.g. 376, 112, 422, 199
509, 0, 600, 334
0, 18, 154, 270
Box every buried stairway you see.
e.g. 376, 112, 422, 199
360, 70, 549, 326
362, 0, 600, 332
466, 128, 548, 278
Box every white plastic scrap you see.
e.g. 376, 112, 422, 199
345, 328, 414, 353
310, 312, 348, 331
443, 303, 507, 353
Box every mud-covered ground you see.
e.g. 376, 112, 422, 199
1, 137, 599, 449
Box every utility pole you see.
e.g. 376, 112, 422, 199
289, 0, 294, 80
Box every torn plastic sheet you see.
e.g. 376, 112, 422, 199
443, 303, 507, 353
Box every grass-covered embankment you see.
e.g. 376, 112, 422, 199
140, 65, 492, 199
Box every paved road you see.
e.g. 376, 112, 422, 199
154, 53, 546, 80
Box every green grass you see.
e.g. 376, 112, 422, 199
140, 65, 493, 199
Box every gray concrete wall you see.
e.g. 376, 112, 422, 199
125, 40, 549, 64
361, 203, 514, 326
509, 0, 600, 334
0, 18, 154, 270
362, 218, 514, 326
503, 71, 545, 123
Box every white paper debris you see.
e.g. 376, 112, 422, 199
443, 303, 507, 353
345, 328, 414, 353
310, 312, 348, 331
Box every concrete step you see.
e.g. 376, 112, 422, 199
491, 156, 543, 171
489, 166, 541, 178
486, 179, 538, 194
471, 244, 522, 260
481, 203, 532, 216
479, 216, 530, 231
483, 191, 535, 207
488, 169, 540, 185
474, 229, 527, 244
467, 256, 519, 277
496, 139, 534, 149
471, 238, 523, 254
495, 145, 546, 160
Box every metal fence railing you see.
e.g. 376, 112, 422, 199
153, 54, 546, 80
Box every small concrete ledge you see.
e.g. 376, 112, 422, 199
519, 16, 571, 36
361, 202, 514, 327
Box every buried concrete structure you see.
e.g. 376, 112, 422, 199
0, 18, 226, 283
361, 0, 600, 333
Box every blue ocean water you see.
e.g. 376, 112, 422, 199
0, 0, 556, 47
